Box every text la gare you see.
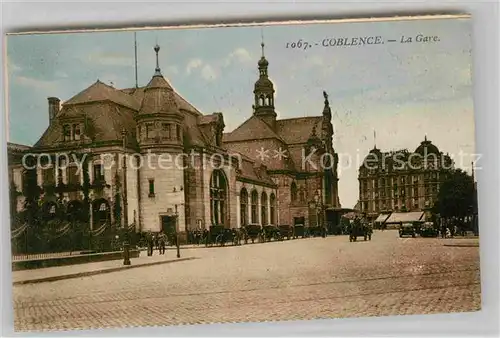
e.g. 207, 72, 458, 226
401, 34, 440, 43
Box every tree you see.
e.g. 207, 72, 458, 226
435, 169, 475, 220
22, 164, 42, 226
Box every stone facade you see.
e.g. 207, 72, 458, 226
358, 137, 454, 218
7, 44, 283, 239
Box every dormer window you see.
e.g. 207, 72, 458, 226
73, 124, 81, 140
63, 125, 71, 141
62, 123, 83, 141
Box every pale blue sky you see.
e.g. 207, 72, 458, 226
6, 18, 475, 208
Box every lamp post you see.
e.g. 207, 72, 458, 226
175, 204, 180, 258
121, 128, 131, 266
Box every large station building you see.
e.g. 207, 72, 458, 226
8, 42, 341, 239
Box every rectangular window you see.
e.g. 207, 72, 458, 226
146, 123, 154, 139
67, 166, 79, 186
93, 164, 104, 182
63, 124, 71, 141
148, 179, 155, 197
176, 124, 181, 140
42, 167, 55, 185
162, 123, 171, 139
73, 124, 81, 140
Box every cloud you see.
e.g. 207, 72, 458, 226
201, 64, 217, 81
224, 48, 253, 66
185, 58, 217, 81
186, 58, 203, 75
14, 76, 59, 91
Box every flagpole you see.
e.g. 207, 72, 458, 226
134, 32, 138, 88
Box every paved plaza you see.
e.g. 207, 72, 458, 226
12, 231, 481, 332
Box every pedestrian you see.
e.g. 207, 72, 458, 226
147, 231, 154, 256
158, 231, 166, 255
441, 220, 447, 239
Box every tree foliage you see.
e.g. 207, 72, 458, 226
435, 169, 475, 219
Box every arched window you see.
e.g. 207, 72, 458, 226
210, 170, 227, 226
291, 182, 298, 203
299, 189, 306, 203
261, 192, 268, 225
259, 95, 265, 106
270, 193, 277, 225
251, 190, 258, 224
240, 188, 248, 227
92, 199, 110, 226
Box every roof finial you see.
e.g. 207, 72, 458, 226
154, 43, 162, 76
424, 135, 428, 142
373, 129, 377, 149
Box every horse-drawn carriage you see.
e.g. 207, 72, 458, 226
278, 225, 293, 240
262, 225, 282, 242
241, 224, 262, 244
292, 224, 306, 239
205, 225, 242, 247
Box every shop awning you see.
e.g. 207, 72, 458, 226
385, 212, 424, 224
374, 213, 391, 223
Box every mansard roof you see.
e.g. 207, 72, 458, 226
64, 80, 140, 110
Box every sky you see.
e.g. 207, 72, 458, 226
6, 17, 475, 208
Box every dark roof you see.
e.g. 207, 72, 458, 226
275, 116, 322, 145
223, 115, 284, 143
415, 137, 440, 156
237, 156, 276, 187
137, 74, 180, 117
7, 142, 31, 152
64, 80, 140, 110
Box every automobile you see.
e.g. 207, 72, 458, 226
399, 223, 416, 238
419, 222, 439, 237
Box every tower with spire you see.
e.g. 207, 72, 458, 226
135, 44, 184, 153
253, 35, 277, 129
135, 44, 186, 236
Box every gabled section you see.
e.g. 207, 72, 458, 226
223, 115, 284, 143
275, 116, 322, 145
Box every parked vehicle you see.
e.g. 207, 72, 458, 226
419, 222, 439, 237
399, 223, 416, 238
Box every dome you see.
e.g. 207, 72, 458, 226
254, 77, 274, 91
415, 137, 440, 156
258, 56, 269, 67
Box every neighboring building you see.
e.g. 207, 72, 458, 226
223, 42, 341, 228
358, 137, 454, 219
8, 42, 341, 239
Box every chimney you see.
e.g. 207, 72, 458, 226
48, 97, 60, 122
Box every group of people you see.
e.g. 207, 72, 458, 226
146, 230, 168, 256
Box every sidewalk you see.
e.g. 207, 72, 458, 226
442, 237, 479, 247
12, 251, 198, 285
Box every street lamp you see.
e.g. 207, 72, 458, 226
175, 204, 180, 258
121, 128, 131, 266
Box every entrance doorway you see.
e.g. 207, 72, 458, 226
161, 216, 176, 235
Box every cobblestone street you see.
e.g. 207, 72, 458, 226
12, 231, 481, 332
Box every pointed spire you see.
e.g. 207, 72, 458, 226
471, 161, 475, 182
261, 28, 265, 57
373, 129, 377, 149
154, 44, 162, 76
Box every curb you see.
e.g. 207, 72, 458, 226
13, 257, 198, 286
443, 243, 479, 248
